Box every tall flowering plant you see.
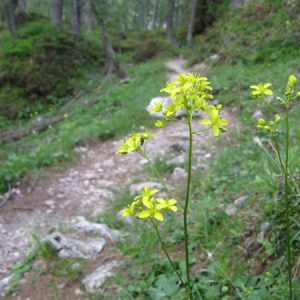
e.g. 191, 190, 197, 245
116, 73, 228, 299
250, 75, 299, 300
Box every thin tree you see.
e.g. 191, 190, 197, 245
18, 0, 27, 12
143, 0, 148, 30
53, 0, 63, 32
70, 0, 81, 39
91, 0, 127, 78
152, 0, 159, 30
2, 0, 17, 37
84, 0, 94, 31
166, 0, 176, 42
186, 0, 197, 47
35, 0, 41, 14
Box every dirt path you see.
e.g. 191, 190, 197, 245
0, 58, 234, 297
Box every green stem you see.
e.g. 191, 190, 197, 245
274, 138, 286, 175
150, 220, 187, 292
262, 98, 282, 115
273, 138, 300, 196
284, 105, 293, 300
192, 127, 212, 135
143, 153, 173, 199
184, 114, 194, 300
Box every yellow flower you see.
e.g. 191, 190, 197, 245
136, 198, 164, 222
116, 130, 156, 154
156, 198, 178, 212
201, 109, 228, 137
122, 186, 178, 222
155, 120, 167, 128
160, 73, 215, 116
250, 83, 273, 97
122, 200, 140, 217
150, 101, 163, 113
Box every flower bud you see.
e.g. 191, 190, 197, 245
258, 118, 267, 126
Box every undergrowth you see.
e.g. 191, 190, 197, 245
0, 57, 168, 193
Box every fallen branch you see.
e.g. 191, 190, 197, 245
0, 115, 64, 143
0, 87, 94, 143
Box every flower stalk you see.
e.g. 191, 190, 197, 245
250, 75, 298, 299
116, 73, 228, 299
184, 113, 194, 299
284, 104, 293, 300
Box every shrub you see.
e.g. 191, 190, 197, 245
0, 19, 104, 119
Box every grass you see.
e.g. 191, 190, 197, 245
0, 56, 169, 193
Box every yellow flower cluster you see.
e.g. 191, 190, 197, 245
122, 185, 178, 222
257, 116, 281, 133
156, 73, 228, 136
116, 130, 156, 154
285, 75, 297, 97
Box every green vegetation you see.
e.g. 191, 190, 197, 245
0, 19, 103, 119
185, 0, 300, 65
0, 56, 167, 193
1, 0, 300, 299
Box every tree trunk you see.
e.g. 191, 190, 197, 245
152, 0, 159, 30
18, 0, 27, 12
35, 0, 41, 14
91, 0, 127, 79
2, 0, 17, 37
53, 0, 63, 32
166, 0, 176, 42
84, 0, 94, 31
71, 0, 81, 39
143, 0, 148, 30
122, 0, 128, 34
186, 0, 197, 47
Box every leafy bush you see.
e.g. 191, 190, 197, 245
133, 34, 169, 63
186, 0, 300, 65
0, 19, 104, 118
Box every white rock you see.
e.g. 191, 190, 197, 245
84, 180, 90, 186
45, 200, 55, 207
204, 153, 212, 159
45, 232, 106, 260
167, 155, 185, 165
147, 97, 185, 118
93, 189, 114, 199
257, 222, 270, 243
210, 54, 220, 62
97, 180, 114, 188
191, 62, 208, 72
139, 159, 148, 165
82, 261, 120, 292
252, 110, 263, 120
253, 136, 263, 148
129, 182, 163, 196
172, 167, 188, 180
234, 196, 248, 208
225, 204, 237, 216
72, 217, 122, 240
117, 210, 135, 226
0, 275, 14, 293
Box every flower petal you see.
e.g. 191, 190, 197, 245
136, 210, 151, 219
154, 212, 164, 222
